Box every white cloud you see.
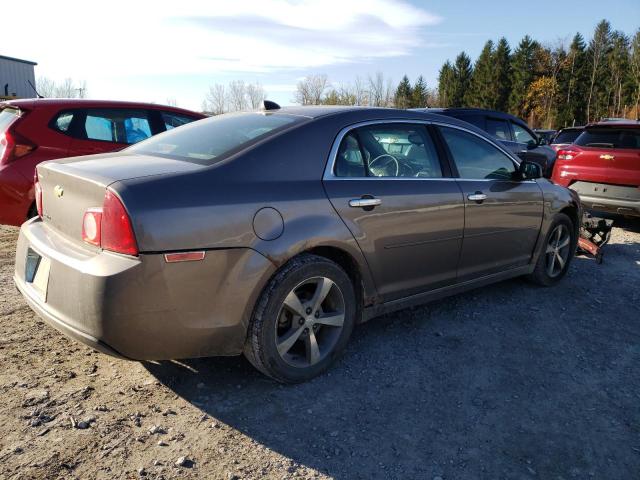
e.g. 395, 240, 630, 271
2, 0, 442, 78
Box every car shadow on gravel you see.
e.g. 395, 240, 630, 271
144, 250, 640, 479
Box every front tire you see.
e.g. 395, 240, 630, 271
244, 254, 357, 383
528, 213, 576, 286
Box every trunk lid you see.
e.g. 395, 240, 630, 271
558, 126, 640, 187
37, 152, 204, 245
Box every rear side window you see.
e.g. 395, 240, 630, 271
54, 112, 74, 132
440, 126, 516, 180
486, 118, 511, 141
0, 107, 20, 132
128, 112, 301, 165
161, 112, 198, 130
553, 129, 582, 144
575, 128, 640, 149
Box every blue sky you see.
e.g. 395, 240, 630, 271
2, 0, 639, 111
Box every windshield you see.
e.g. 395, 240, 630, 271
0, 108, 20, 132
128, 112, 303, 165
553, 129, 582, 144
575, 128, 640, 149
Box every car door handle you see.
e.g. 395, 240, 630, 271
349, 197, 382, 208
467, 193, 487, 202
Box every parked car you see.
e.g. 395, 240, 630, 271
550, 126, 584, 152
552, 120, 640, 217
14, 105, 580, 383
534, 129, 556, 145
0, 98, 205, 226
416, 108, 557, 176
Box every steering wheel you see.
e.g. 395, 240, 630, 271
369, 154, 399, 177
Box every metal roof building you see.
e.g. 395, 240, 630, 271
0, 54, 37, 100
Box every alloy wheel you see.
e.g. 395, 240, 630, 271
545, 224, 571, 278
275, 276, 345, 368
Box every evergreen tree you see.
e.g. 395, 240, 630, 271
411, 75, 429, 107
437, 61, 455, 107
451, 52, 473, 107
493, 38, 512, 111
607, 31, 631, 118
395, 75, 413, 109
465, 40, 495, 108
509, 35, 541, 118
586, 19, 612, 121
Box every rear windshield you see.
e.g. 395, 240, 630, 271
552, 129, 582, 144
0, 107, 20, 133
575, 128, 640, 149
128, 112, 303, 165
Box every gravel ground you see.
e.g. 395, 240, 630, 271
1, 221, 639, 480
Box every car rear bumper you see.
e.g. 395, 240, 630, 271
14, 218, 277, 360
570, 181, 640, 217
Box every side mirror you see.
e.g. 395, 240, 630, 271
518, 160, 542, 180
538, 137, 548, 146
526, 139, 538, 149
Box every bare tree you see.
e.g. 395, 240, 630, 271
353, 76, 368, 105
384, 77, 395, 107
586, 20, 611, 121
204, 84, 227, 115
245, 82, 266, 109
36, 76, 55, 98
368, 72, 386, 107
228, 80, 248, 111
165, 98, 178, 107
36, 77, 87, 98
294, 74, 328, 105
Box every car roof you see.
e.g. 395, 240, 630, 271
0, 98, 205, 117
586, 119, 640, 128
413, 107, 527, 124
272, 106, 491, 132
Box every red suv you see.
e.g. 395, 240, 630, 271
552, 121, 640, 217
0, 99, 205, 226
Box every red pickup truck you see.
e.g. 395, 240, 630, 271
551, 120, 640, 217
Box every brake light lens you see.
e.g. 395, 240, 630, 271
557, 148, 581, 161
81, 190, 138, 256
0, 130, 36, 165
34, 170, 43, 217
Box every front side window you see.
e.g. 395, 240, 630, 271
440, 126, 516, 180
512, 122, 537, 145
128, 112, 300, 165
575, 128, 640, 149
161, 112, 199, 131
83, 109, 152, 144
486, 119, 511, 141
334, 124, 443, 178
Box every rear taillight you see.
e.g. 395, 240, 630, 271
557, 148, 581, 161
34, 170, 43, 217
82, 190, 138, 256
0, 130, 36, 165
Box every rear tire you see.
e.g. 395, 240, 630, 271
244, 254, 356, 383
528, 213, 576, 286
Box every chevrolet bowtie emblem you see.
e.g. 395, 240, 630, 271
54, 185, 64, 198
599, 154, 615, 160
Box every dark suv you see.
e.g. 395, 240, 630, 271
417, 108, 557, 176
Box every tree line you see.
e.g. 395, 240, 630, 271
437, 20, 640, 128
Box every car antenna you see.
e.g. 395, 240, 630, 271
261, 100, 280, 111
27, 79, 44, 98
